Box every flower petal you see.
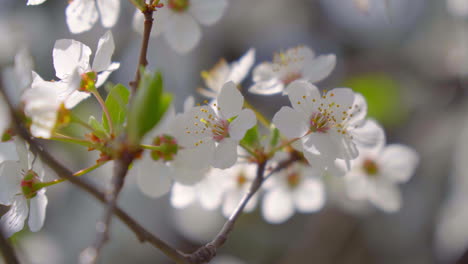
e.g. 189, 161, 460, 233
302, 54, 336, 83
164, 13, 201, 54
28, 190, 48, 232
0, 161, 21, 205
174, 140, 215, 169
136, 159, 172, 198
286, 80, 320, 119
262, 188, 294, 224
97, 0, 120, 28
227, 48, 256, 84
229, 109, 256, 141
53, 39, 91, 80
351, 119, 386, 150
212, 138, 237, 169
273, 106, 309, 139
0, 197, 28, 237
0, 141, 18, 163
170, 183, 196, 209
92, 31, 115, 72
190, 0, 228, 26
218, 81, 243, 118
171, 167, 206, 185
65, 0, 99, 34
379, 144, 419, 183
95, 62, 120, 87
222, 189, 244, 218
249, 63, 283, 95
27, 0, 47, 5
293, 177, 325, 213
368, 178, 402, 212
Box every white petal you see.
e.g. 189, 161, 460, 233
170, 183, 196, 209
65, 0, 99, 34
227, 48, 255, 84
132, 8, 168, 37
97, 0, 120, 28
379, 144, 419, 183
0, 95, 11, 135
53, 39, 91, 80
27, 0, 47, 5
302, 54, 336, 83
171, 167, 206, 185
325, 88, 354, 121
286, 80, 320, 118
95, 62, 120, 87
197, 177, 223, 210
368, 179, 402, 213
164, 13, 201, 54
212, 138, 237, 169
0, 197, 28, 237
92, 31, 115, 72
249, 63, 283, 95
28, 190, 48, 232
272, 106, 309, 139
262, 188, 294, 224
222, 189, 244, 218
293, 178, 325, 212
229, 109, 256, 141
218, 81, 243, 118
0, 161, 22, 205
347, 93, 367, 126
303, 132, 339, 158
190, 0, 228, 25
344, 171, 369, 200
136, 159, 172, 198
14, 48, 33, 94
0, 141, 19, 163
174, 140, 215, 169
183, 96, 195, 112
351, 119, 386, 150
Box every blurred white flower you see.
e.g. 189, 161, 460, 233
0, 140, 48, 237
26, 0, 47, 5
249, 46, 336, 95
447, 0, 468, 17
66, 0, 120, 34
133, 0, 228, 54
182, 82, 256, 169
198, 48, 255, 98
262, 163, 325, 224
0, 95, 10, 136
273, 80, 384, 170
341, 144, 419, 212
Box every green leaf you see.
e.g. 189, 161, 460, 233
269, 127, 280, 147
129, 0, 146, 11
127, 70, 172, 145
88, 116, 108, 139
102, 84, 130, 134
240, 125, 260, 148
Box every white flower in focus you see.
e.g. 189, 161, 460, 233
0, 140, 48, 237
66, 0, 120, 34
182, 82, 256, 169
133, 0, 228, 54
342, 144, 419, 212
50, 30, 120, 108
249, 46, 336, 95
198, 48, 255, 98
273, 80, 385, 170
262, 163, 325, 224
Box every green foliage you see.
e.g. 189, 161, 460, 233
88, 116, 108, 139
269, 127, 280, 147
129, 0, 146, 11
102, 84, 130, 135
240, 125, 260, 148
345, 73, 408, 127
127, 70, 172, 145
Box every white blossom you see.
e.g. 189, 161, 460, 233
0, 140, 48, 237
262, 163, 325, 224
249, 46, 336, 95
341, 144, 419, 212
181, 82, 256, 169
133, 0, 228, 54
66, 0, 120, 34
198, 48, 255, 98
273, 80, 385, 170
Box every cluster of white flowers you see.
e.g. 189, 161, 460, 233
0, 0, 419, 239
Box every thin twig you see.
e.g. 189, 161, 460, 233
0, 80, 188, 264
0, 229, 19, 264
130, 8, 154, 93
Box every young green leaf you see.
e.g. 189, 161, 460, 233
88, 116, 108, 139
102, 84, 130, 134
240, 125, 260, 148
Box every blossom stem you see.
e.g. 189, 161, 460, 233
50, 133, 94, 147
140, 144, 164, 151
267, 136, 301, 156
243, 100, 270, 128
239, 141, 258, 159
38, 161, 108, 189
91, 90, 114, 136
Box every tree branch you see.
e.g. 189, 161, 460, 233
0, 80, 188, 264
0, 229, 19, 264
130, 8, 154, 93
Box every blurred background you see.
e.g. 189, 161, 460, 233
1, 0, 468, 263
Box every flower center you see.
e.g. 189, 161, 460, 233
309, 112, 331, 133
21, 170, 40, 199
151, 134, 179, 161
363, 158, 379, 176
80, 71, 97, 92
236, 172, 248, 187
168, 0, 190, 12
287, 172, 301, 188
209, 119, 229, 142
